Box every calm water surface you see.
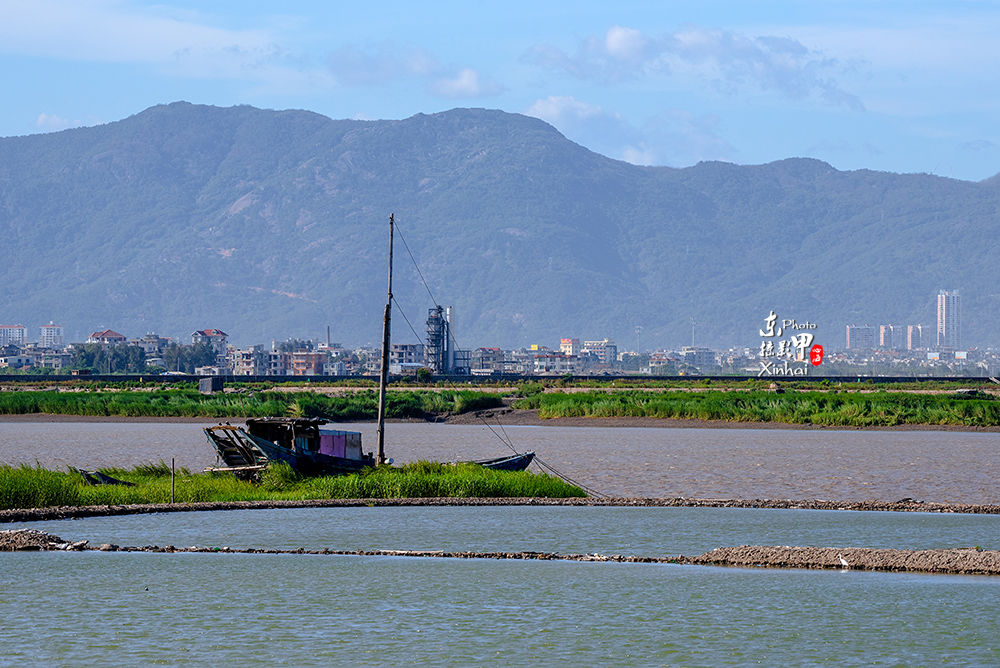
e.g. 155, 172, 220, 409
3, 421, 1000, 666
1, 420, 998, 502
3, 506, 1000, 667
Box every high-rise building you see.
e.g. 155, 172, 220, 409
936, 290, 961, 349
907, 324, 923, 350
39, 322, 63, 348
846, 325, 876, 350
879, 324, 905, 350
0, 324, 27, 347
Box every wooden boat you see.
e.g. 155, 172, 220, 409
205, 417, 374, 476
204, 214, 532, 477
472, 451, 535, 471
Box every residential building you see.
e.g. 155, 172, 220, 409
25, 348, 72, 369
644, 350, 680, 375
192, 329, 229, 354
559, 338, 581, 355
582, 339, 617, 365
936, 290, 961, 349
879, 324, 905, 350
471, 347, 504, 372
0, 325, 27, 347
87, 329, 127, 345
292, 351, 326, 376
907, 324, 923, 351
267, 350, 293, 376
389, 343, 424, 366
129, 334, 171, 355
846, 325, 876, 350
532, 353, 577, 375
680, 346, 717, 371
324, 361, 347, 376
228, 344, 267, 375
39, 322, 63, 348
0, 354, 32, 369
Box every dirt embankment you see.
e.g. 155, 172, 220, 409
0, 529, 87, 551
685, 545, 1000, 576
5, 529, 998, 576
3, 496, 1000, 526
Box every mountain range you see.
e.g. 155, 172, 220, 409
1, 102, 998, 350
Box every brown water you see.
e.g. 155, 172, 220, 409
1, 420, 997, 503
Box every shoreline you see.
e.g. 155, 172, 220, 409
3, 496, 1000, 524
5, 529, 999, 576
2, 409, 999, 432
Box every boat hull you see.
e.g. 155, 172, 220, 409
472, 451, 535, 471
205, 421, 374, 477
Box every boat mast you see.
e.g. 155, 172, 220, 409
375, 213, 394, 466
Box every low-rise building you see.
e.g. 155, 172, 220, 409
129, 334, 171, 355
268, 351, 293, 375
292, 351, 326, 376
0, 354, 32, 369
533, 353, 577, 375
389, 343, 424, 366
559, 338, 581, 355
680, 346, 717, 372
472, 347, 505, 372
192, 329, 229, 354
86, 329, 127, 345
583, 339, 617, 365
228, 344, 267, 376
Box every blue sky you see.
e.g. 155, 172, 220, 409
2, 0, 999, 181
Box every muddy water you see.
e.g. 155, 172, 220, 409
1, 420, 997, 503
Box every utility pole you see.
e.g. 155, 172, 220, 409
375, 214, 394, 466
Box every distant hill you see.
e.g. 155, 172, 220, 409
1, 102, 998, 350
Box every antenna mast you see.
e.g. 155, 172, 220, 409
376, 214, 394, 466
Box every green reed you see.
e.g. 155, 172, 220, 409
0, 460, 584, 511
514, 390, 1000, 427
0, 388, 503, 420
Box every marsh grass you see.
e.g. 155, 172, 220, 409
0, 388, 504, 420
0, 460, 585, 511
515, 390, 1000, 427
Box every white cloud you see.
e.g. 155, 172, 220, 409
1, 1, 274, 63
0, 0, 307, 88
526, 96, 640, 145
526, 24, 863, 111
328, 42, 501, 99
34, 112, 100, 132
328, 43, 439, 86
429, 69, 502, 98
35, 113, 73, 131
645, 110, 736, 164
526, 96, 735, 167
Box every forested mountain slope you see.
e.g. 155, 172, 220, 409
1, 102, 997, 349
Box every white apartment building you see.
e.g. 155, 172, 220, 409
0, 325, 27, 347
39, 322, 63, 348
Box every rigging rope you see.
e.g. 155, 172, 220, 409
394, 221, 439, 309
391, 216, 607, 498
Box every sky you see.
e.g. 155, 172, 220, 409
2, 0, 1000, 181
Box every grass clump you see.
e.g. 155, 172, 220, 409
0, 459, 586, 511
513, 389, 1000, 427
0, 388, 505, 420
